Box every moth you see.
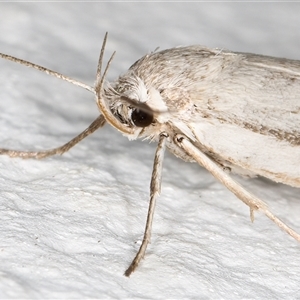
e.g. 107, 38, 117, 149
0, 33, 299, 276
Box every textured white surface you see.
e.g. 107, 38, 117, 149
0, 3, 300, 299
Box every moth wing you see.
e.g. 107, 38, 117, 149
187, 52, 300, 187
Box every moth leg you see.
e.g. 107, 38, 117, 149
0, 115, 106, 159
124, 133, 168, 277
175, 134, 300, 243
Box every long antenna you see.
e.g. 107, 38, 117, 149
0, 53, 95, 93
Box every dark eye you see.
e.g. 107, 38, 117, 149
131, 109, 153, 127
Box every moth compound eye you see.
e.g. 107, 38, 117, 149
131, 109, 153, 127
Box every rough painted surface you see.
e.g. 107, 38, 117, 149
0, 3, 299, 299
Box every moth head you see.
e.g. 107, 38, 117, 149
94, 35, 187, 141
100, 73, 165, 139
